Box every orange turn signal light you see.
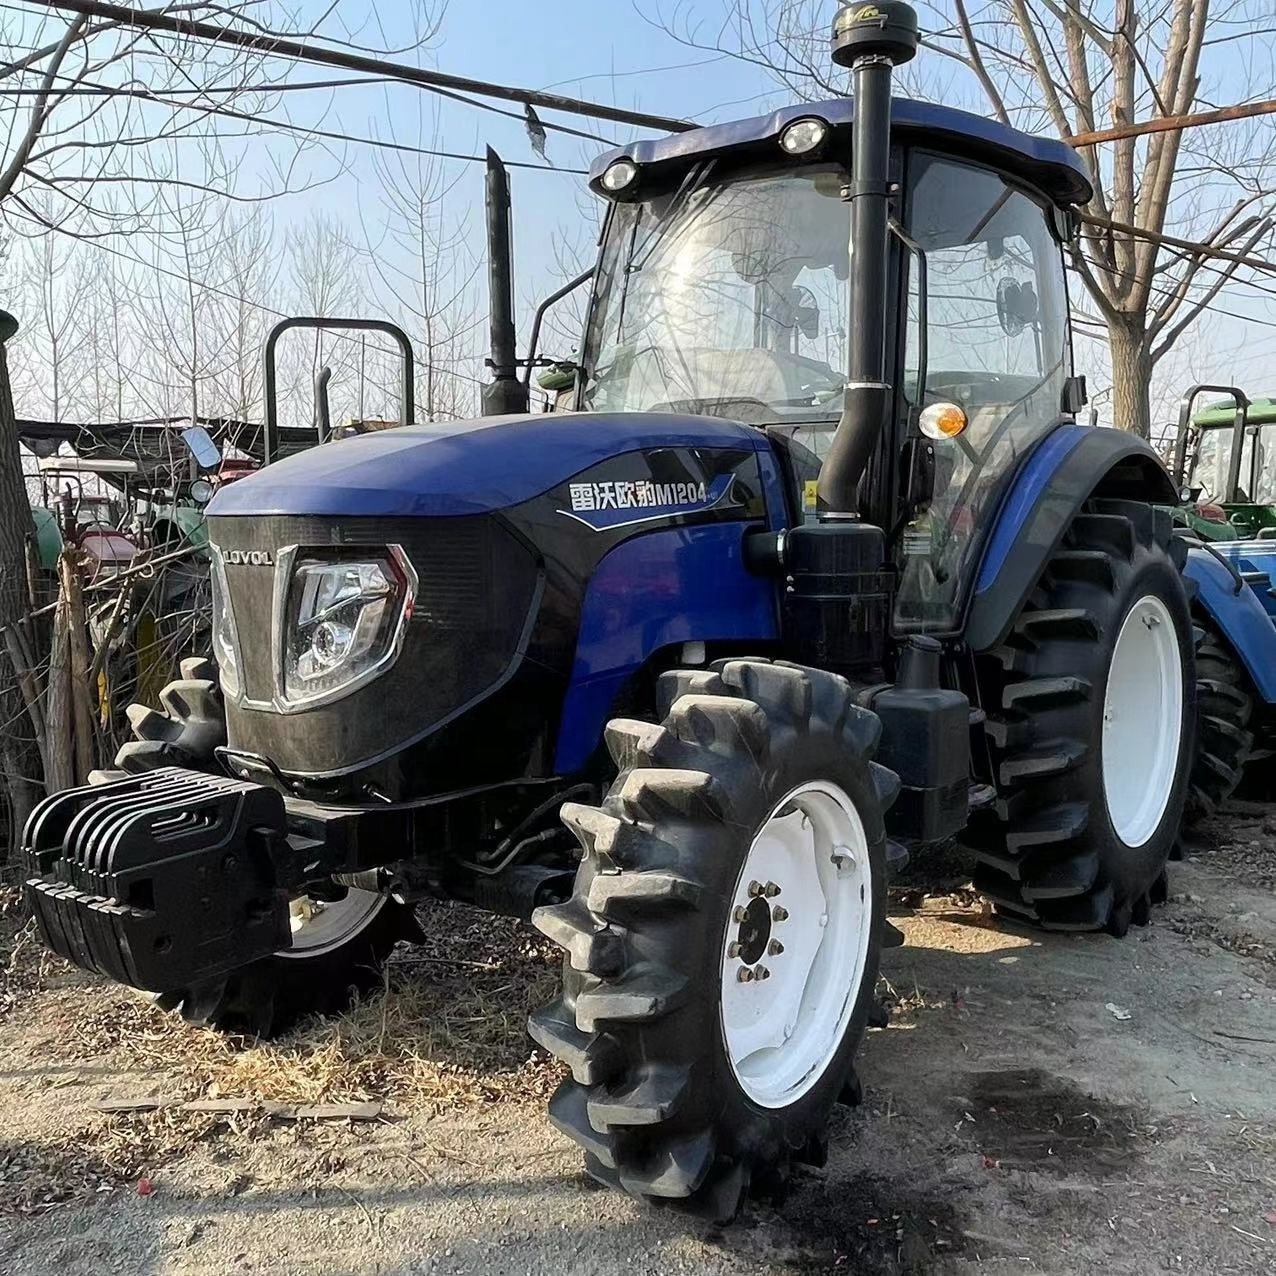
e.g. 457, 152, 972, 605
918, 402, 968, 440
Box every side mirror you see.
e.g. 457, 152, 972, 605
524, 270, 593, 398
792, 285, 820, 340
537, 361, 579, 391
181, 425, 221, 471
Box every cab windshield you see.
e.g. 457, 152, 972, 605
1192, 423, 1276, 504
582, 164, 850, 423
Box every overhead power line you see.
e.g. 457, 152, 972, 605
0, 72, 588, 172
24, 0, 697, 135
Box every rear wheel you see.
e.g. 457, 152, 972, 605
968, 499, 1195, 936
98, 658, 416, 1037
529, 660, 897, 1220
1186, 623, 1255, 819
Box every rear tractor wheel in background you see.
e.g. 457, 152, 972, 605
968, 499, 1195, 937
1185, 621, 1255, 821
98, 658, 417, 1037
529, 659, 899, 1221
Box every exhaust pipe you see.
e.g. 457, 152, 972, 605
817, 1, 919, 518
482, 148, 530, 416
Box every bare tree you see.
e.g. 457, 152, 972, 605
208, 207, 278, 423
361, 98, 484, 424
4, 200, 95, 421
0, 3, 447, 846
282, 210, 365, 430
645, 0, 1276, 437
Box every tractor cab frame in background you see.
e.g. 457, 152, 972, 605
1172, 385, 1276, 539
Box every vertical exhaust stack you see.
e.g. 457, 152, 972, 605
783, 2, 918, 674
482, 148, 531, 417
817, 1, 919, 517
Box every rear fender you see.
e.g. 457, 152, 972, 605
1183, 546, 1276, 703
966, 424, 1179, 652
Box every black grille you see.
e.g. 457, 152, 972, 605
208, 513, 541, 775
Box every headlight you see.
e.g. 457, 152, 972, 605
280, 547, 416, 709
190, 478, 215, 504
600, 159, 639, 194
209, 548, 242, 700
779, 117, 829, 155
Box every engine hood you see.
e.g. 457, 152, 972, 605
208, 412, 765, 518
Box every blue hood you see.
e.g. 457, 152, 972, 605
208, 412, 766, 518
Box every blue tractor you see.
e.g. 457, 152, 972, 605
23, 3, 1201, 1218
1172, 386, 1276, 806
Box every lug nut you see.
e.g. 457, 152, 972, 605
772, 905, 789, 922
733, 905, 748, 922
737, 966, 756, 983
768, 939, 784, 956
755, 965, 771, 980
727, 941, 743, 958
764, 882, 781, 897
748, 880, 765, 897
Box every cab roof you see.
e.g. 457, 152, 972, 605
590, 97, 1093, 208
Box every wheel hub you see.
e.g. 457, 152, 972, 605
1101, 593, 1183, 848
280, 887, 386, 958
733, 894, 774, 965
719, 782, 874, 1109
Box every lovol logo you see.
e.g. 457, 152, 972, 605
221, 548, 274, 567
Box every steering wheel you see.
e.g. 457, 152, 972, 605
651, 396, 783, 424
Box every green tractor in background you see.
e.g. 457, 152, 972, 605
1171, 388, 1276, 540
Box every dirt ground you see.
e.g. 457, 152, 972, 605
1, 802, 1274, 1275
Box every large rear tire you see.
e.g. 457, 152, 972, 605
968, 499, 1195, 936
529, 660, 897, 1221
1185, 623, 1255, 820
98, 659, 416, 1037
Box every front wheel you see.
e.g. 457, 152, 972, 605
969, 499, 1195, 935
529, 660, 897, 1220
157, 888, 416, 1037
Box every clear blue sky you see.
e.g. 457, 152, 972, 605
283, 0, 790, 310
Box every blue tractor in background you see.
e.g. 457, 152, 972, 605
24, 3, 1206, 1218
1172, 386, 1276, 808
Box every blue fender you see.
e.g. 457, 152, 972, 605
553, 521, 780, 773
1183, 547, 1276, 703
966, 423, 1178, 651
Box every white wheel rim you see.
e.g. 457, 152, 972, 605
719, 780, 874, 1109
280, 889, 386, 958
1101, 594, 1183, 848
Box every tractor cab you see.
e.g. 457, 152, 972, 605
1173, 386, 1276, 539
567, 97, 1088, 633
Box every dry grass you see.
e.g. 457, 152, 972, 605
60, 899, 567, 1112
0, 879, 61, 1023
1, 898, 569, 1214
